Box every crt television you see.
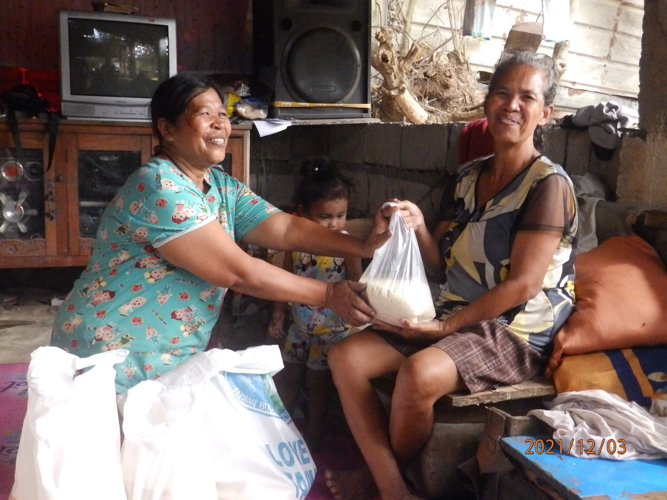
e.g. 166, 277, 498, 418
59, 10, 177, 121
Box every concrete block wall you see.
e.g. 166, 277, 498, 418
248, 122, 620, 228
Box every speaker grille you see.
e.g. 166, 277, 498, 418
253, 0, 371, 118
283, 26, 361, 103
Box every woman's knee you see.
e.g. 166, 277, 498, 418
395, 358, 435, 401
328, 332, 405, 382
394, 350, 458, 402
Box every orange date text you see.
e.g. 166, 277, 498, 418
524, 438, 627, 456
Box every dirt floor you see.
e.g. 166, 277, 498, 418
0, 289, 57, 364
0, 286, 278, 364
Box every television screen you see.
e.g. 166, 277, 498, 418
59, 10, 177, 120
68, 18, 170, 99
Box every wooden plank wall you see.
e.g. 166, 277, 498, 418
410, 0, 644, 99
0, 0, 252, 76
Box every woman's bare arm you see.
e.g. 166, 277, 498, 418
345, 255, 363, 282
267, 250, 294, 338
439, 229, 562, 334
415, 222, 446, 278
157, 220, 375, 325
241, 211, 390, 259
377, 229, 563, 339
272, 249, 295, 313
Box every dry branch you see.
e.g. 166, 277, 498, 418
371, 2, 485, 124
553, 40, 570, 85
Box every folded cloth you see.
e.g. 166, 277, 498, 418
529, 389, 667, 461
571, 101, 637, 151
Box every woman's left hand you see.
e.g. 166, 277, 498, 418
372, 199, 426, 233
373, 317, 451, 340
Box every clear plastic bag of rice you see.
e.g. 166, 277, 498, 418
359, 207, 436, 327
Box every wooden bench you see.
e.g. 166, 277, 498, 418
374, 375, 555, 417
446, 377, 556, 407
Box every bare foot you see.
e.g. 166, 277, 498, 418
325, 467, 378, 500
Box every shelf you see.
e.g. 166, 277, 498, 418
1, 116, 254, 131
233, 117, 381, 129
281, 118, 381, 126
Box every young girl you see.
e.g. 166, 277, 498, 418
267, 156, 362, 451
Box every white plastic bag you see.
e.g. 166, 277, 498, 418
10, 346, 128, 500
360, 209, 436, 326
121, 345, 316, 500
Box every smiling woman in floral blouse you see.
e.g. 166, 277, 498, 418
50, 73, 389, 393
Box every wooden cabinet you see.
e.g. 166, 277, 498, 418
0, 123, 56, 264
0, 120, 249, 268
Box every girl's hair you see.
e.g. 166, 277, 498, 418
150, 73, 228, 144
486, 50, 557, 151
293, 156, 353, 212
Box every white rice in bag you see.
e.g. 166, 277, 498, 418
360, 207, 436, 327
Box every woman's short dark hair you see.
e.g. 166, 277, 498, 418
486, 50, 557, 150
150, 73, 227, 143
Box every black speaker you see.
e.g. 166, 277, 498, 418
253, 0, 371, 119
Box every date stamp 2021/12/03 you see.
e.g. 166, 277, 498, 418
525, 438, 627, 456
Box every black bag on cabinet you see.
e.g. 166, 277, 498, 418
0, 84, 61, 172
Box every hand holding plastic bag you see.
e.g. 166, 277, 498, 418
360, 208, 436, 327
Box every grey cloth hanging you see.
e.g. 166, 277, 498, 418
571, 101, 636, 151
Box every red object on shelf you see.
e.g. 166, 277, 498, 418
0, 67, 61, 112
